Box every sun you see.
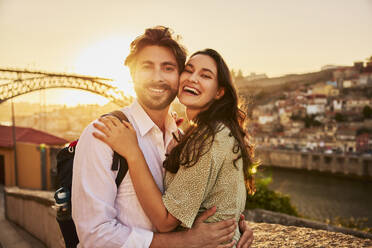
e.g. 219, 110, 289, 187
73, 36, 136, 100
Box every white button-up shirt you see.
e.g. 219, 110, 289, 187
72, 100, 178, 248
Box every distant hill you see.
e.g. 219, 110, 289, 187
236, 69, 334, 107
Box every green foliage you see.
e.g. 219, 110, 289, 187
363, 105, 372, 119
231, 69, 236, 79
312, 120, 322, 127
290, 114, 302, 121
356, 127, 372, 136
326, 216, 372, 234
236, 69, 244, 79
274, 124, 284, 133
290, 114, 323, 128
246, 176, 299, 216
335, 113, 346, 122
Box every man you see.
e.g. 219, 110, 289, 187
72, 26, 253, 248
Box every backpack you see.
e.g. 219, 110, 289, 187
54, 110, 129, 248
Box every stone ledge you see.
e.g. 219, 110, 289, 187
249, 221, 372, 248
4, 187, 372, 248
4, 187, 55, 207
244, 209, 372, 240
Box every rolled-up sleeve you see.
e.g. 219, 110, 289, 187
72, 121, 153, 248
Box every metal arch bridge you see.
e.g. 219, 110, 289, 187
0, 68, 133, 106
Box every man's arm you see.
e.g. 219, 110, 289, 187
151, 207, 237, 248
71, 121, 153, 247
93, 116, 181, 232
150, 208, 254, 248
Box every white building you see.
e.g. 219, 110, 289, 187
258, 114, 277, 124
333, 99, 343, 111
306, 104, 325, 115
359, 73, 372, 85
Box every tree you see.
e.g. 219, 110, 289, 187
236, 69, 244, 79
304, 115, 312, 128
335, 113, 345, 122
363, 106, 372, 119
303, 114, 323, 128
274, 124, 284, 133
356, 127, 372, 136
230, 69, 236, 80
246, 175, 299, 216
290, 114, 301, 121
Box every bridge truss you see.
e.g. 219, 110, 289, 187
0, 68, 133, 106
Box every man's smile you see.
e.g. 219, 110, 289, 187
148, 86, 167, 94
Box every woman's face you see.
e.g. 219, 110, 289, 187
178, 54, 224, 113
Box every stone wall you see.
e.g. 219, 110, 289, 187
4, 187, 64, 248
244, 209, 372, 240
257, 149, 372, 178
249, 222, 372, 248
4, 187, 372, 248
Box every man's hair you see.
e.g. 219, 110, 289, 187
124, 26, 187, 73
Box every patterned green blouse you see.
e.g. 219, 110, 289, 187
162, 124, 247, 245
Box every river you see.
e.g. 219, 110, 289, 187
260, 166, 372, 228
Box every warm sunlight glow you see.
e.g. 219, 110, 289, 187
73, 36, 136, 100
8, 36, 138, 107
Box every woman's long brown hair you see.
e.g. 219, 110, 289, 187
163, 49, 256, 193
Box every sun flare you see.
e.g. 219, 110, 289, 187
73, 36, 136, 102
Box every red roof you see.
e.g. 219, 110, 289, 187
0, 125, 68, 148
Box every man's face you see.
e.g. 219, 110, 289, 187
131, 45, 179, 110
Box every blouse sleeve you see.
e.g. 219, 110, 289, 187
162, 128, 229, 228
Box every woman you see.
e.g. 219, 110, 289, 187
93, 49, 256, 246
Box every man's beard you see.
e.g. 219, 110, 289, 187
135, 83, 178, 110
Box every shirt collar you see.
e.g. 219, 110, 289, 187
128, 100, 178, 137
128, 100, 156, 136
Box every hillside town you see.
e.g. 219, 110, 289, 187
250, 60, 372, 155
1, 59, 372, 155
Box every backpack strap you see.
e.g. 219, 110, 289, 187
108, 110, 129, 124
102, 110, 130, 188
115, 156, 128, 188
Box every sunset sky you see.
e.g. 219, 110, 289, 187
1, 0, 372, 105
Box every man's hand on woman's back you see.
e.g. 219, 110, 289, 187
237, 214, 254, 248
150, 207, 253, 248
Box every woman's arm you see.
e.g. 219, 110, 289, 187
126, 146, 181, 232
92, 116, 180, 232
